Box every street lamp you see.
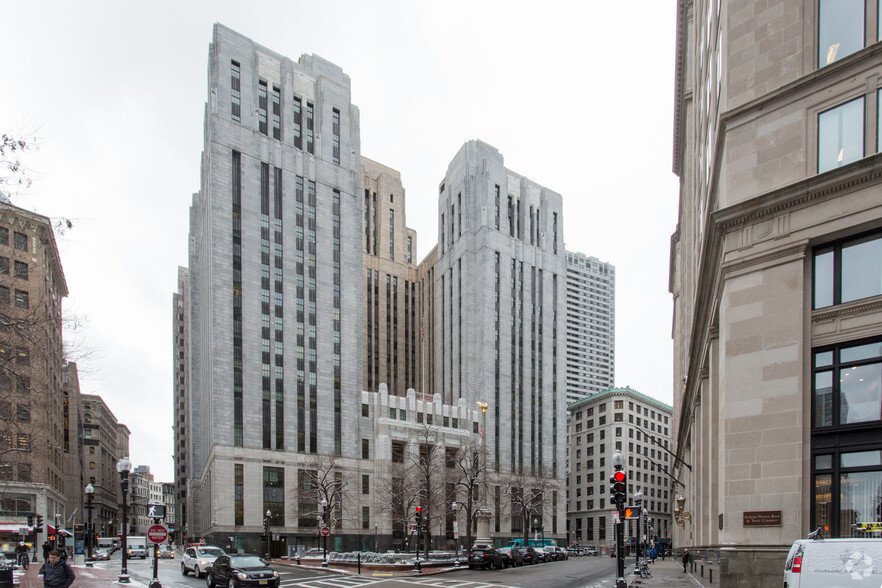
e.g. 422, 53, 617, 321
374, 523, 378, 553
264, 509, 271, 560
633, 490, 643, 570
117, 456, 132, 584
320, 498, 329, 568
84, 484, 94, 567
451, 501, 459, 562
673, 494, 692, 527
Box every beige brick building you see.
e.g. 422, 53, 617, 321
670, 0, 882, 585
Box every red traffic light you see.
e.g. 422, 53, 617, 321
416, 506, 421, 513
612, 471, 626, 483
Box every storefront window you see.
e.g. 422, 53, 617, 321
839, 470, 882, 537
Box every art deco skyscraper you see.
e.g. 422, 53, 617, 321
184, 24, 363, 548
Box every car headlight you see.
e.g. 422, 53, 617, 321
272, 571, 279, 578
237, 572, 248, 580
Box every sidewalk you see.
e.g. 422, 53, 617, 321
18, 562, 149, 587
627, 559, 711, 587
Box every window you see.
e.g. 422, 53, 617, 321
230, 60, 241, 121
392, 441, 405, 463
818, 0, 864, 67
258, 81, 268, 135
0, 228, 6, 246
13, 261, 26, 280
362, 506, 370, 529
305, 102, 314, 154
0, 287, 8, 306
362, 474, 370, 494
812, 339, 881, 427
814, 231, 882, 308
332, 108, 341, 164
361, 439, 369, 459
272, 86, 281, 140
293, 97, 302, 149
13, 232, 26, 252
814, 450, 882, 537
0, 257, 8, 275
818, 96, 864, 173
362, 403, 369, 417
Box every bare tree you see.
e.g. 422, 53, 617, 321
448, 438, 488, 552
289, 454, 349, 538
504, 466, 555, 546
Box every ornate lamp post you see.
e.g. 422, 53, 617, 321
117, 456, 132, 584
264, 509, 271, 560
320, 498, 329, 568
84, 483, 94, 567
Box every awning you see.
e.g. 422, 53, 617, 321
0, 523, 32, 534
47, 525, 73, 537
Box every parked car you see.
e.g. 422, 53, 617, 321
584, 546, 598, 556
158, 544, 175, 559
181, 545, 226, 578
540, 546, 559, 561
497, 547, 525, 567
553, 546, 568, 560
469, 547, 503, 570
522, 546, 541, 564
92, 548, 111, 561
784, 536, 882, 588
205, 554, 280, 588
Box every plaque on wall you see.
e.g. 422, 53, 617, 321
743, 511, 782, 527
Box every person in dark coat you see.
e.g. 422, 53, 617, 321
42, 541, 50, 561
681, 549, 690, 572
39, 549, 75, 588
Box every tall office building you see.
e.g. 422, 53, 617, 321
565, 251, 615, 403
566, 387, 672, 550
0, 202, 69, 540
435, 140, 567, 537
79, 393, 128, 538
360, 157, 421, 396
172, 266, 189, 544
184, 24, 363, 552
670, 0, 882, 584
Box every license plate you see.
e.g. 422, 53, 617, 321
259, 581, 267, 585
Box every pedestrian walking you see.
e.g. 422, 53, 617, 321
42, 541, 50, 561
681, 549, 690, 572
38, 549, 75, 588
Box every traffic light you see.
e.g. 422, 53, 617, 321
610, 471, 627, 506
415, 506, 422, 524
36, 514, 43, 532
27, 514, 33, 526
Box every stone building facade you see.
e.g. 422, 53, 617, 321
670, 0, 882, 585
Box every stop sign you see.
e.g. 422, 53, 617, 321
321, 526, 330, 537
147, 524, 169, 544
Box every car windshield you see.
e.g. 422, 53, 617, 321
197, 547, 224, 557
230, 556, 266, 569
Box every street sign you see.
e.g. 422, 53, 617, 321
147, 504, 166, 519
321, 526, 330, 537
147, 524, 169, 544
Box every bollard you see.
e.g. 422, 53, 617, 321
710, 568, 713, 583
700, 564, 704, 577
357, 552, 361, 575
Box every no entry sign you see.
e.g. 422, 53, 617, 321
147, 524, 169, 544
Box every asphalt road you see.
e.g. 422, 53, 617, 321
92, 552, 622, 588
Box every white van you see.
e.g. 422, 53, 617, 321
97, 537, 119, 552
784, 537, 882, 587
126, 536, 149, 559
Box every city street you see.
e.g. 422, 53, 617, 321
84, 552, 631, 588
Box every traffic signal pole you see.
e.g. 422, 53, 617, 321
611, 450, 627, 588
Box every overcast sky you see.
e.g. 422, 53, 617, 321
1, 1, 679, 482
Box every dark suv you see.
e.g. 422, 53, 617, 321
522, 546, 542, 564
497, 547, 525, 567
468, 547, 503, 570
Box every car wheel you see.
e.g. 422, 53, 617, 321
182, 563, 189, 576
195, 565, 202, 578
205, 571, 214, 588
228, 578, 236, 588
